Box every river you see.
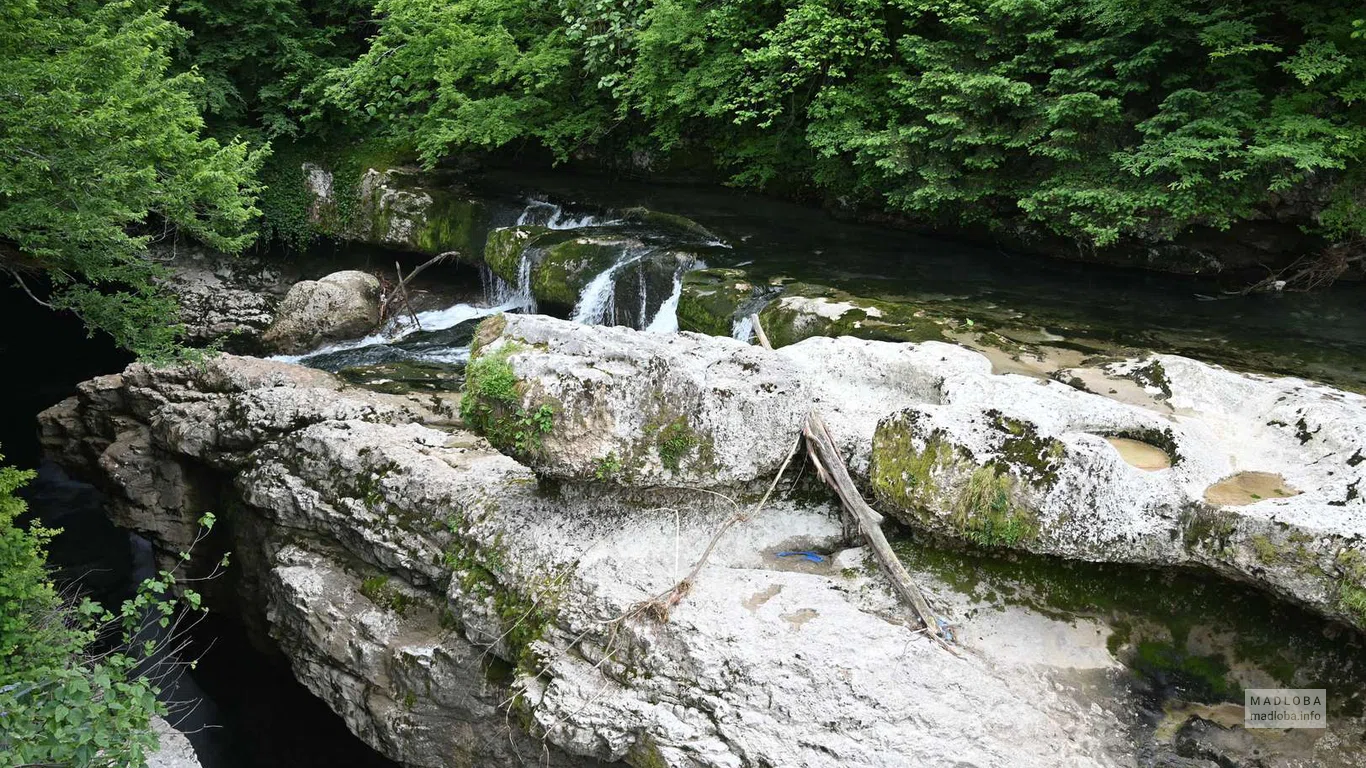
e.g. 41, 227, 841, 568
6, 167, 1366, 766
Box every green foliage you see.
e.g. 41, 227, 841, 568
0, 451, 219, 767
952, 466, 1036, 548
1338, 549, 1366, 621
254, 136, 412, 249
359, 575, 412, 615
0, 0, 263, 359
656, 417, 696, 471
323, 0, 617, 167
326, 0, 1366, 256
460, 344, 556, 454
593, 452, 622, 481
170, 0, 371, 139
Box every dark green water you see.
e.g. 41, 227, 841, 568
472, 169, 1366, 389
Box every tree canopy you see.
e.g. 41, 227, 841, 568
3, 0, 1365, 351
0, 0, 263, 359
322, 0, 1365, 268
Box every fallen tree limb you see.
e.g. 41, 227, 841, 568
381, 251, 454, 325
394, 261, 422, 330
802, 410, 949, 647
749, 312, 773, 350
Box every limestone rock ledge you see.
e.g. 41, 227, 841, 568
470, 314, 1366, 632
40, 352, 1134, 768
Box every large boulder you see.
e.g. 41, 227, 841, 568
40, 353, 1143, 768
870, 353, 1366, 629
262, 271, 382, 354
465, 314, 1366, 633
304, 164, 489, 257
462, 313, 963, 487
675, 268, 769, 337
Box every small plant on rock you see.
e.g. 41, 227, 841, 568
593, 452, 622, 481
657, 417, 696, 471
460, 344, 556, 455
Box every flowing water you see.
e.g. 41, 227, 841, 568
12, 167, 1366, 766
471, 170, 1366, 389
299, 171, 1366, 392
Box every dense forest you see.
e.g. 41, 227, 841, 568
2, 1, 1366, 763
3, 0, 1366, 354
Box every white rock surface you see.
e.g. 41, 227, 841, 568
476, 314, 973, 486
41, 353, 1143, 768
147, 716, 202, 768
476, 314, 1366, 630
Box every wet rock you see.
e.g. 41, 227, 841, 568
262, 271, 382, 354
757, 283, 950, 347
304, 164, 489, 257
676, 268, 768, 336
533, 231, 638, 309
483, 225, 546, 283
338, 360, 465, 395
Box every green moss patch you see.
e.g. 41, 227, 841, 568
531, 236, 624, 307
460, 341, 556, 455
359, 575, 413, 615
484, 226, 547, 282
871, 414, 1039, 549
656, 416, 698, 471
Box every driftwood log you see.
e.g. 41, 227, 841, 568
801, 411, 946, 642
750, 313, 948, 644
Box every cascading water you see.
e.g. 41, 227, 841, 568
637, 265, 648, 327
272, 300, 522, 370
515, 199, 602, 230
731, 315, 754, 343
645, 269, 685, 334
569, 247, 651, 326
513, 248, 536, 311
730, 293, 774, 342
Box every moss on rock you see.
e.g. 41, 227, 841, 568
1336, 548, 1366, 622
677, 268, 759, 336
987, 411, 1066, 489
871, 412, 1041, 549
531, 236, 625, 308
757, 283, 948, 348
484, 226, 548, 283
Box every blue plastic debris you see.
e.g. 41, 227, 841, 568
775, 550, 826, 563
936, 617, 956, 643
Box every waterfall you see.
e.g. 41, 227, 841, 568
646, 270, 684, 333
270, 300, 521, 366
637, 264, 648, 328
570, 248, 649, 326
516, 199, 601, 230
731, 292, 774, 342
731, 315, 754, 342
513, 249, 537, 311
480, 264, 515, 306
